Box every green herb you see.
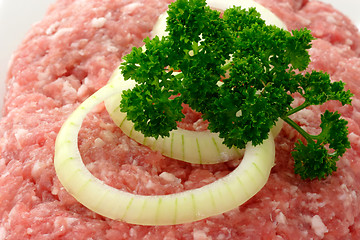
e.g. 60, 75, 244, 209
120, 0, 353, 180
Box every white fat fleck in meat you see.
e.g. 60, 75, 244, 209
289, 185, 299, 195
352, 98, 360, 110
159, 172, 181, 183
31, 161, 44, 179
45, 21, 61, 35
98, 120, 114, 131
345, 38, 354, 46
54, 216, 77, 233
37, 69, 50, 84
129, 228, 137, 238
123, 2, 143, 15
83, 77, 91, 86
306, 192, 321, 200
145, 180, 156, 189
107, 45, 119, 53
351, 111, 360, 124
14, 128, 30, 149
70, 39, 89, 54
105, 12, 112, 19
338, 184, 356, 209
325, 15, 337, 24
117, 139, 130, 152
91, 17, 106, 28
226, 159, 241, 168
0, 227, 6, 240
99, 130, 116, 143
275, 211, 287, 225
26, 228, 33, 235
193, 119, 206, 131
216, 233, 227, 240
51, 186, 59, 196
77, 84, 89, 99
93, 137, 106, 148
51, 27, 74, 39
192, 229, 211, 240
311, 215, 328, 238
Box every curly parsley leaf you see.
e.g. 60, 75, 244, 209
292, 140, 338, 180
292, 111, 350, 180
119, 0, 353, 180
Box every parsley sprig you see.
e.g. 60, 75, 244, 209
120, 0, 353, 180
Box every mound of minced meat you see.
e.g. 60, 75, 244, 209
1, 0, 360, 239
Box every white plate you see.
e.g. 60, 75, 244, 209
0, 0, 359, 118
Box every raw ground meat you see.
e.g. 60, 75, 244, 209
1, 0, 360, 239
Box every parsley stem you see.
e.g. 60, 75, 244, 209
286, 102, 311, 116
221, 61, 233, 71
281, 116, 314, 143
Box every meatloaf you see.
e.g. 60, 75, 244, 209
1, 0, 360, 239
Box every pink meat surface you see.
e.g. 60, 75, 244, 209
1, 0, 360, 239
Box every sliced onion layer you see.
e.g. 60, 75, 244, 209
54, 0, 285, 225
54, 80, 275, 225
